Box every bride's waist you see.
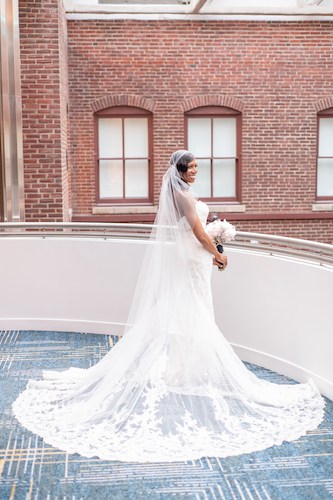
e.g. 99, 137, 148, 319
179, 235, 211, 259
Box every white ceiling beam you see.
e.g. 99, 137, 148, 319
63, 0, 333, 17
191, 0, 209, 14
63, 1, 193, 14
67, 6, 189, 14
195, 6, 333, 15
297, 0, 324, 5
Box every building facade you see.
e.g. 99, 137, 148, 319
2, 0, 333, 242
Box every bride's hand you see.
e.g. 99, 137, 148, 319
213, 254, 228, 270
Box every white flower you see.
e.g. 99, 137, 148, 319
206, 219, 236, 244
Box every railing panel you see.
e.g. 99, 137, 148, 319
0, 224, 332, 400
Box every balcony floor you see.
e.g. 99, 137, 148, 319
1, 330, 332, 499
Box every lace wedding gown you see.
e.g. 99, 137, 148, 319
12, 200, 325, 462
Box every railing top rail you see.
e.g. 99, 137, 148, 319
0, 221, 153, 230
232, 231, 333, 252
0, 222, 332, 260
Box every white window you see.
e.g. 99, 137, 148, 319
186, 107, 241, 201
96, 108, 151, 202
317, 114, 333, 198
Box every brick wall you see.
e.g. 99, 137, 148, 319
66, 20, 333, 242
19, 12, 333, 243
19, 0, 69, 221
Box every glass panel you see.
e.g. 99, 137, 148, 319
319, 118, 333, 157
124, 118, 148, 158
213, 159, 236, 197
317, 158, 333, 196
194, 159, 211, 198
99, 160, 123, 198
188, 118, 211, 157
98, 118, 122, 158
125, 159, 148, 198
213, 117, 236, 157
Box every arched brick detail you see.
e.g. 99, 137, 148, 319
314, 97, 333, 112
90, 95, 156, 113
181, 95, 245, 113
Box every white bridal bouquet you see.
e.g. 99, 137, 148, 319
206, 218, 237, 271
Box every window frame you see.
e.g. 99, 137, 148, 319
316, 108, 333, 201
185, 106, 242, 202
94, 106, 153, 205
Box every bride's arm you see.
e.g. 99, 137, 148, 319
191, 218, 228, 268
178, 192, 227, 268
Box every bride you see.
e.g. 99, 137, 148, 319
12, 150, 325, 462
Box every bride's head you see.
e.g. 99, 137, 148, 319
159, 150, 198, 223
170, 150, 198, 184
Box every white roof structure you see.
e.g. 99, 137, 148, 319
64, 0, 333, 20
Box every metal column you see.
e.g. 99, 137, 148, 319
0, 0, 25, 221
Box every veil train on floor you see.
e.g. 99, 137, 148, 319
12, 150, 325, 462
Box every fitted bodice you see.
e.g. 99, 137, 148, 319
196, 200, 210, 227
178, 200, 209, 234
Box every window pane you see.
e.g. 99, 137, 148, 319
194, 159, 211, 197
213, 117, 236, 157
213, 159, 236, 197
188, 118, 211, 157
125, 159, 148, 198
99, 160, 123, 198
124, 118, 148, 158
319, 118, 333, 157
317, 158, 333, 196
98, 118, 122, 158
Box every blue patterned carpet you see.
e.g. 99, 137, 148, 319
0, 330, 332, 500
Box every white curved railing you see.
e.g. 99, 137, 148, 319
1, 221, 333, 265
0, 222, 332, 400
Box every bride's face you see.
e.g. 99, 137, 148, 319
182, 160, 198, 184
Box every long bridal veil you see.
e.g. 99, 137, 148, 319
12, 150, 325, 462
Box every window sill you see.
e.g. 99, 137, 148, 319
93, 204, 246, 215
207, 204, 246, 213
93, 205, 158, 215
312, 203, 333, 212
